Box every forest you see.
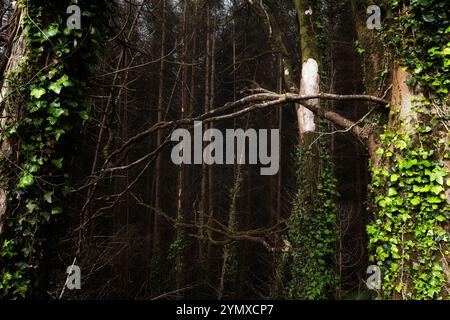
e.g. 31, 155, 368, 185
0, 0, 449, 301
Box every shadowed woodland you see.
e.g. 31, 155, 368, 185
0, 0, 449, 300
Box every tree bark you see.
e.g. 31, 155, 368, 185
0, 3, 26, 237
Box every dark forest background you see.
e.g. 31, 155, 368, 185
29, 0, 371, 299
5, 0, 437, 300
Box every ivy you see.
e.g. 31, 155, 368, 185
364, 0, 450, 300
288, 133, 339, 300
0, 0, 105, 299
368, 129, 450, 299
386, 0, 450, 103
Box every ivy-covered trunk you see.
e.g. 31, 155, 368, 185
288, 0, 339, 299
0, 0, 105, 299
367, 68, 450, 299
355, 0, 450, 299
0, 4, 29, 237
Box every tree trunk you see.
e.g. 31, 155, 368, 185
367, 66, 450, 299
352, 0, 450, 299
0, 3, 26, 237
287, 0, 339, 300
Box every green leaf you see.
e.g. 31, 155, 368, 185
49, 107, 67, 118
18, 175, 34, 189
394, 140, 408, 150
390, 174, 399, 182
44, 192, 53, 204
431, 185, 444, 195
48, 82, 63, 94
53, 129, 65, 141
79, 111, 90, 121
51, 158, 63, 169
423, 14, 435, 23
388, 187, 398, 196
48, 68, 58, 79
410, 197, 421, 206
31, 88, 46, 99
49, 101, 60, 108
44, 24, 59, 38
426, 196, 442, 204
51, 206, 63, 215
403, 159, 418, 169
26, 202, 38, 213
375, 148, 384, 157
47, 116, 58, 125
63, 28, 72, 36
434, 170, 446, 185
57, 74, 73, 87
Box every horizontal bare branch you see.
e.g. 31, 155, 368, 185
103, 90, 387, 167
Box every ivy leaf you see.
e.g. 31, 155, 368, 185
410, 197, 421, 206
388, 187, 398, 196
44, 192, 53, 204
431, 170, 446, 185
47, 117, 58, 125
26, 202, 38, 213
53, 129, 65, 141
49, 101, 60, 109
18, 174, 35, 189
48, 82, 63, 94
31, 88, 46, 99
49, 107, 67, 118
51, 206, 63, 215
43, 24, 59, 38
375, 148, 384, 157
426, 196, 442, 204
431, 185, 444, 195
57, 74, 73, 87
423, 14, 435, 23
51, 158, 63, 169
390, 174, 399, 182
79, 111, 90, 121
403, 159, 418, 169
48, 68, 58, 79
394, 140, 408, 150
63, 28, 72, 36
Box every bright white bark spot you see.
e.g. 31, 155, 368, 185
299, 58, 319, 134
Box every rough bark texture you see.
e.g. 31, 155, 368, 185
0, 4, 26, 237
352, 0, 450, 298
